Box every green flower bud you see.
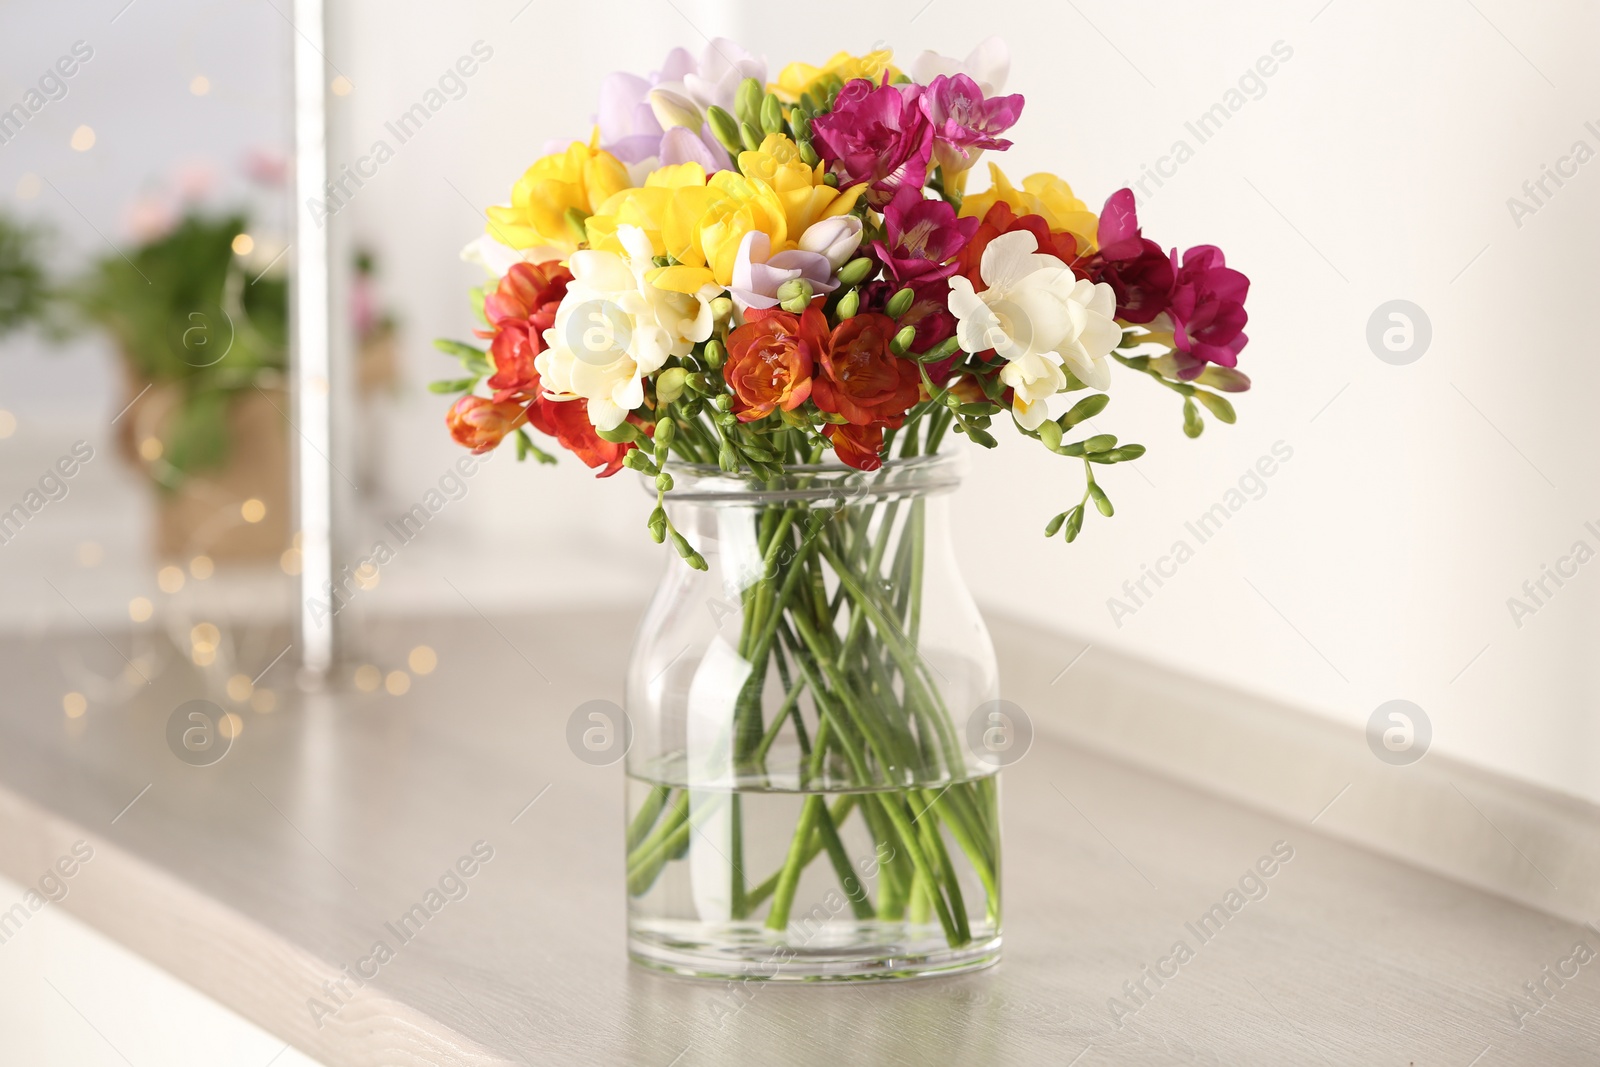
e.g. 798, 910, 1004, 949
710, 296, 734, 322
835, 288, 859, 320
740, 121, 763, 153
1194, 391, 1236, 424
597, 422, 642, 444
1083, 434, 1117, 453
760, 93, 785, 136
655, 367, 689, 404
655, 471, 675, 492
885, 287, 915, 319
836, 257, 873, 286
706, 105, 744, 155
1089, 482, 1114, 517
654, 417, 677, 449
1060, 392, 1110, 428
1038, 420, 1063, 451
1063, 506, 1085, 543
718, 443, 739, 471
703, 339, 725, 369
890, 324, 917, 355
798, 141, 820, 167
777, 278, 814, 312
1195, 365, 1253, 393
623, 450, 659, 475
647, 506, 668, 543
735, 77, 764, 130
1182, 397, 1204, 438
1044, 511, 1068, 537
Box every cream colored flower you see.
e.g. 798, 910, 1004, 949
536, 225, 718, 431
946, 229, 1120, 429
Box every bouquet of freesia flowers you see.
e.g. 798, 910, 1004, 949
439, 38, 1253, 977
439, 38, 1251, 557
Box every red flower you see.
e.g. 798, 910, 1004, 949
955, 202, 1080, 292
723, 306, 826, 421
812, 314, 921, 428
447, 395, 525, 454
477, 262, 572, 400
528, 398, 635, 477
824, 422, 886, 471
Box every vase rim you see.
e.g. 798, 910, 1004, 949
648, 450, 965, 504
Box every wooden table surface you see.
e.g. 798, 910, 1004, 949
1, 608, 1596, 1066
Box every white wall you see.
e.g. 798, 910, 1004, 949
323, 0, 1600, 804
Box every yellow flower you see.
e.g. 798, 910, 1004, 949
771, 49, 900, 103
960, 164, 1101, 254
737, 134, 864, 239
485, 141, 630, 255
586, 163, 709, 258
655, 170, 788, 294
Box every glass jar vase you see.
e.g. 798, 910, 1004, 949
624, 452, 1002, 981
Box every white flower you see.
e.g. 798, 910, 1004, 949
946, 229, 1120, 429
909, 36, 1010, 96
797, 215, 864, 270
536, 226, 717, 431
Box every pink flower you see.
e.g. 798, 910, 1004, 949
1089, 189, 1175, 325
809, 79, 934, 209
920, 74, 1024, 174
870, 185, 979, 285
1167, 245, 1250, 378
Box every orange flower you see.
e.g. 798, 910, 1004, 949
724, 306, 826, 422
823, 422, 886, 471
447, 396, 525, 454
529, 399, 635, 477
812, 313, 921, 428
479, 262, 572, 401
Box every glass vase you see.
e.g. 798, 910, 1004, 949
624, 452, 1002, 981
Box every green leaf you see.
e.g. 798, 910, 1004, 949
434, 338, 491, 375
1195, 391, 1237, 424
1060, 392, 1110, 429
428, 377, 478, 394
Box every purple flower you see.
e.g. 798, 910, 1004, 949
870, 185, 980, 285
1167, 245, 1250, 378
809, 79, 934, 209
593, 41, 764, 172
920, 74, 1024, 174
730, 231, 839, 313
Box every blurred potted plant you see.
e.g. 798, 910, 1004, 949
75, 209, 291, 561
0, 210, 52, 340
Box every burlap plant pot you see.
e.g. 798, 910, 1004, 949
118, 375, 292, 562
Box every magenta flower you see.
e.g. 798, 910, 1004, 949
1167, 245, 1250, 378
809, 79, 934, 209
920, 74, 1024, 174
1090, 189, 1175, 325
870, 185, 980, 285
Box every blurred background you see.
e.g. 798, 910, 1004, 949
4, 0, 1595, 793
0, 0, 1596, 1055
